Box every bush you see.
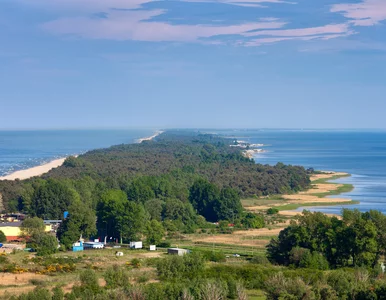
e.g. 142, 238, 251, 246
131, 258, 141, 268
0, 255, 9, 264
52, 287, 64, 300
202, 251, 226, 263
157, 241, 171, 248
137, 273, 150, 283
290, 247, 329, 270
241, 213, 265, 229
103, 265, 129, 289
79, 269, 100, 293
267, 208, 279, 215
264, 273, 315, 300
17, 287, 52, 300
156, 252, 205, 281
327, 270, 355, 299
29, 279, 47, 286
250, 255, 270, 265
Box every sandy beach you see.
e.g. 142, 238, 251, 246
137, 130, 164, 143
244, 171, 353, 215
1, 131, 164, 182
0, 158, 67, 181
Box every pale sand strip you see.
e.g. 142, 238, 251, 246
0, 158, 66, 181
137, 130, 164, 143
0, 131, 164, 181
245, 171, 352, 212
279, 210, 342, 219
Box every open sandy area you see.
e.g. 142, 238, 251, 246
137, 131, 164, 143
245, 171, 352, 213
190, 227, 287, 247
0, 273, 49, 296
0, 158, 67, 181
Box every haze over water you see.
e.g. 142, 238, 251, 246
214, 129, 386, 214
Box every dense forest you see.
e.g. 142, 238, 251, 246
0, 131, 310, 247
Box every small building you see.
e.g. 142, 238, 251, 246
149, 245, 156, 251
168, 248, 190, 256
72, 241, 84, 252
84, 242, 104, 249
0, 222, 23, 241
130, 241, 143, 249
0, 221, 52, 242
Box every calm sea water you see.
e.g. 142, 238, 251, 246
0, 129, 155, 177
212, 129, 386, 214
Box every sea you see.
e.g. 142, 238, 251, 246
0, 129, 155, 177
1, 129, 386, 215
210, 129, 386, 215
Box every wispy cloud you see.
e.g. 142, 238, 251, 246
331, 0, 386, 26
41, 10, 286, 42
181, 0, 296, 7
13, 0, 357, 47
14, 0, 155, 11
244, 24, 354, 46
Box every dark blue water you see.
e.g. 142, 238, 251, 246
0, 129, 155, 177
212, 129, 386, 214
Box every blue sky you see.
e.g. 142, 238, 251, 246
1, 0, 386, 129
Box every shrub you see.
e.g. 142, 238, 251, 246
290, 247, 329, 270
250, 255, 270, 265
104, 265, 129, 289
29, 279, 47, 286
156, 252, 204, 281
131, 258, 141, 268
0, 255, 9, 264
202, 251, 226, 263
79, 269, 100, 293
157, 241, 171, 248
264, 273, 315, 300
52, 287, 65, 300
267, 208, 279, 215
137, 273, 150, 283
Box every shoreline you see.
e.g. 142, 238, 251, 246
136, 130, 164, 143
243, 171, 355, 217
0, 130, 164, 182
0, 158, 67, 181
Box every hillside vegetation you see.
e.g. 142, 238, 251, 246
0, 131, 310, 247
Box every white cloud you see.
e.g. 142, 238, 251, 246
12, 0, 155, 12
331, 0, 386, 26
181, 0, 296, 7
244, 23, 352, 38
41, 10, 287, 42
12, 0, 355, 47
